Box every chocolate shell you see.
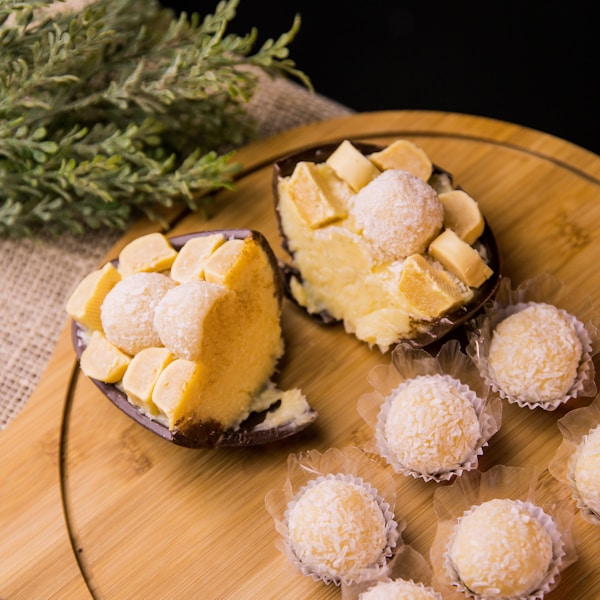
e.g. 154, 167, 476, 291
71, 229, 317, 448
273, 142, 501, 348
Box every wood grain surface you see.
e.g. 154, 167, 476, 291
1, 111, 600, 600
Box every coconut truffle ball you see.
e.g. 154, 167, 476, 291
360, 578, 442, 600
101, 272, 175, 355
154, 280, 234, 361
352, 169, 443, 262
448, 498, 554, 598
487, 303, 582, 404
382, 374, 480, 476
574, 425, 600, 516
287, 477, 390, 581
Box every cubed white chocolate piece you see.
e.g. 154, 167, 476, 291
438, 189, 485, 244
325, 140, 380, 192
66, 262, 121, 331
117, 232, 178, 277
286, 161, 347, 228
428, 229, 493, 287
80, 330, 131, 383
169, 233, 226, 283
152, 359, 204, 428
122, 347, 176, 414
398, 254, 468, 319
368, 139, 433, 181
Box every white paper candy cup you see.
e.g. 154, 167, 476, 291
466, 274, 598, 410
549, 396, 600, 525
265, 446, 404, 587
430, 464, 577, 600
358, 340, 502, 482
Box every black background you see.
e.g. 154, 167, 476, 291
163, 1, 598, 155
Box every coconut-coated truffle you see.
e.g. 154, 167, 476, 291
487, 303, 582, 403
574, 425, 600, 516
383, 374, 480, 476
448, 498, 553, 598
154, 280, 234, 361
287, 477, 389, 581
101, 272, 175, 355
351, 169, 443, 261
360, 578, 441, 599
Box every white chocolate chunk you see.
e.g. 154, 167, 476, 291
66, 262, 121, 331
80, 330, 131, 383
202, 238, 246, 286
398, 254, 469, 319
368, 139, 433, 181
438, 189, 485, 244
117, 232, 178, 277
325, 139, 380, 191
286, 161, 347, 227
169, 233, 226, 283
152, 359, 204, 427
428, 229, 493, 287
122, 347, 176, 414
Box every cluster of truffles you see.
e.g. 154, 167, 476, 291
269, 276, 597, 596
276, 139, 495, 351
66, 230, 312, 442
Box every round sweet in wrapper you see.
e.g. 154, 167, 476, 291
573, 425, 600, 517
448, 498, 553, 598
265, 447, 403, 587
467, 274, 598, 410
487, 303, 582, 402
341, 536, 441, 600
287, 477, 389, 582
549, 395, 600, 525
430, 464, 577, 600
358, 340, 502, 482
358, 578, 442, 600
382, 374, 480, 476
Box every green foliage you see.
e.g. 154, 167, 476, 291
0, 0, 310, 236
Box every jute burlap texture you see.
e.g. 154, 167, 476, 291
0, 73, 352, 429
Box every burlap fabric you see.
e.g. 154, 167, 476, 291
0, 73, 353, 430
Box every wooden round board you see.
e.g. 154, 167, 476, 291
1, 111, 600, 599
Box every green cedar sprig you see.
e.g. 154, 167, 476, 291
0, 0, 311, 236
